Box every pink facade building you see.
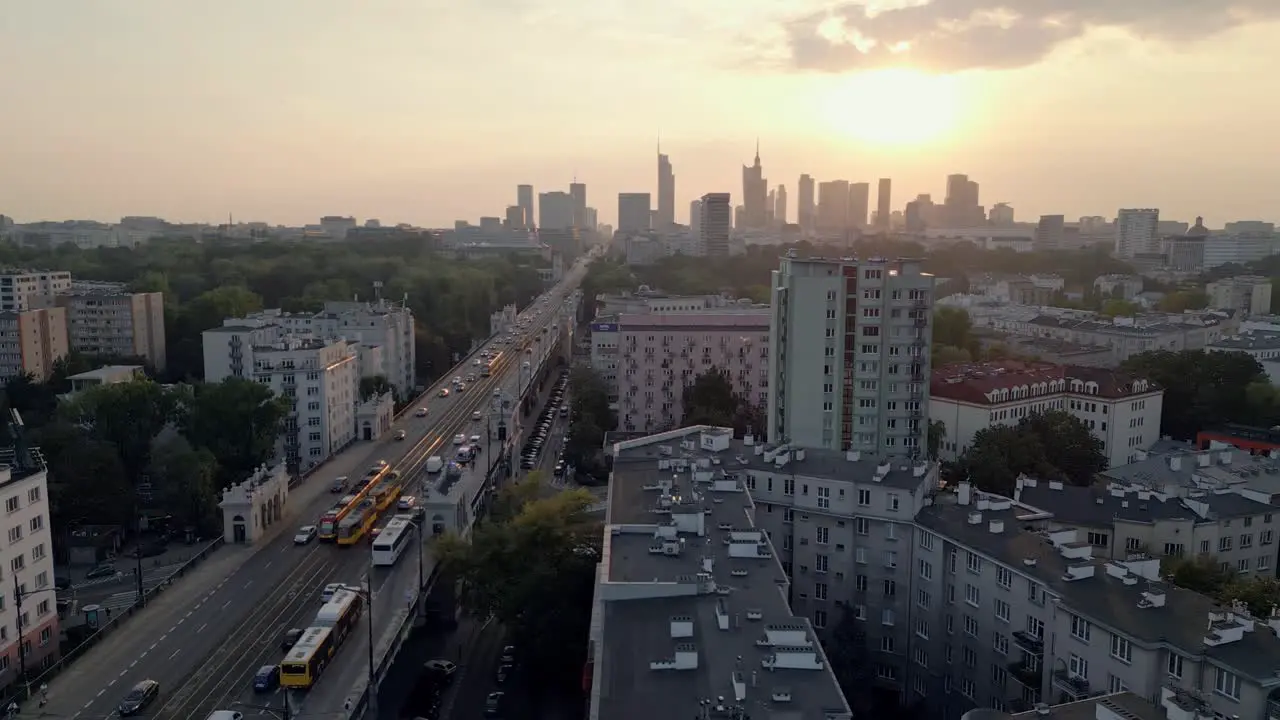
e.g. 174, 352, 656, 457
616, 312, 770, 432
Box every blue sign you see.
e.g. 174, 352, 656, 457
591, 323, 618, 333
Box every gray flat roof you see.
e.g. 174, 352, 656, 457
1016, 480, 1274, 527
67, 365, 143, 381
1012, 692, 1162, 720
597, 426, 851, 720
918, 498, 1280, 683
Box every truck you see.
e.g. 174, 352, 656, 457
425, 456, 444, 474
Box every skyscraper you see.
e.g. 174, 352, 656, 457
816, 180, 850, 232
504, 205, 525, 229
775, 185, 788, 225
943, 174, 982, 227
538, 191, 574, 230
1035, 215, 1065, 251
741, 142, 768, 229
876, 178, 892, 231
797, 174, 815, 233
848, 182, 870, 230
689, 199, 703, 237
989, 203, 1014, 226
657, 146, 675, 229
517, 185, 535, 229
569, 182, 587, 228
700, 193, 731, 256
1115, 208, 1161, 258
617, 193, 652, 235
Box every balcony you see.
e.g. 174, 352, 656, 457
1052, 669, 1090, 699
1008, 661, 1042, 689
1012, 631, 1044, 655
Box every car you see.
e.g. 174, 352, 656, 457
395, 429, 407, 441
321, 583, 345, 602
500, 645, 517, 664
85, 563, 116, 580
118, 679, 160, 716
423, 659, 457, 678
456, 383, 466, 392
252, 664, 280, 692
415, 407, 428, 417
483, 691, 505, 718
453, 376, 463, 385
472, 411, 482, 422
330, 476, 350, 493
473, 359, 482, 367
438, 388, 450, 398
397, 496, 417, 512
495, 663, 512, 684
493, 389, 501, 398
294, 525, 317, 545
520, 458, 535, 469
453, 434, 466, 445
469, 435, 481, 445
281, 628, 304, 651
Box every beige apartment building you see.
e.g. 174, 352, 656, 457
0, 308, 68, 381
49, 284, 166, 370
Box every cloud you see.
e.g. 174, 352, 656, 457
781, 0, 1280, 72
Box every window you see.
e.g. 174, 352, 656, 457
35, 572, 47, 589
815, 554, 829, 573
966, 552, 983, 574
880, 636, 895, 653
1110, 634, 1132, 663
857, 489, 871, 506
1068, 653, 1088, 680
994, 598, 1010, 622
960, 678, 975, 699
4, 497, 17, 513
886, 493, 900, 511
916, 589, 931, 609
964, 584, 980, 607
883, 580, 896, 598
1087, 531, 1109, 547
26, 488, 39, 504
962, 646, 977, 667
855, 518, 870, 535
28, 516, 41, 533
813, 609, 827, 628
817, 486, 830, 509
918, 560, 933, 580
963, 615, 978, 637
856, 574, 868, 592
856, 548, 867, 564
1219, 536, 1233, 552
816, 527, 829, 545
1214, 668, 1241, 700
1070, 614, 1091, 642
815, 583, 828, 600
6, 526, 19, 543
9, 555, 23, 572
1108, 674, 1128, 694
884, 551, 897, 568
919, 532, 935, 551
996, 566, 1012, 590
1167, 653, 1183, 679
914, 648, 928, 668
31, 544, 44, 560
1027, 616, 1045, 640
915, 618, 929, 639
993, 632, 1009, 655
881, 608, 895, 626
36, 599, 49, 616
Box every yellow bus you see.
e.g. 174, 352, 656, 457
279, 588, 364, 688
370, 471, 404, 514
336, 499, 377, 546
318, 462, 389, 541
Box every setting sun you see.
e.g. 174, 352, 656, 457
817, 68, 964, 146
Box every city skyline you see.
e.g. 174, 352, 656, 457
4, 1, 1279, 226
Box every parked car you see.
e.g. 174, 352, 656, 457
330, 476, 350, 493
118, 679, 160, 716
424, 659, 457, 678
85, 563, 116, 580
483, 691, 505, 718
293, 526, 317, 545
453, 434, 466, 445
281, 628, 304, 651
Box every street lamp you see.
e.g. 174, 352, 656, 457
358, 575, 377, 714
12, 576, 55, 703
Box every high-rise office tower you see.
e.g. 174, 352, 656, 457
1035, 215, 1065, 251
657, 147, 675, 229
848, 182, 870, 230
876, 178, 892, 230
775, 185, 788, 225
504, 205, 525, 229
989, 202, 1014, 226
538, 191, 574, 230
689, 199, 703, 237
700, 193, 731, 256
767, 189, 776, 225
617, 193, 652, 235
943, 174, 982, 227
1115, 208, 1161, 258
816, 180, 850, 232
517, 185, 535, 229
767, 256, 934, 455
569, 182, 587, 228
797, 174, 815, 233
741, 143, 768, 228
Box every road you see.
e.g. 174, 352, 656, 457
48, 281, 579, 720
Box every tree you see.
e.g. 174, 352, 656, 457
932, 345, 972, 368
1120, 350, 1268, 439
1158, 289, 1208, 313
1020, 410, 1107, 485
927, 420, 945, 461
181, 378, 288, 489
932, 307, 976, 353
1100, 299, 1141, 317
434, 488, 599, 686
359, 375, 393, 401
565, 365, 614, 473
36, 420, 132, 528
60, 379, 179, 483
681, 367, 763, 435
958, 410, 1104, 495
149, 439, 220, 533
1221, 576, 1280, 618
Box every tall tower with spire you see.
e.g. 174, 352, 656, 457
741, 139, 768, 229
657, 136, 675, 229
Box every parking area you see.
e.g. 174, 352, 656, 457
517, 368, 571, 481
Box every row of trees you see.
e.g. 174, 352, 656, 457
0, 238, 547, 385
1119, 349, 1277, 440
1165, 556, 1280, 618
950, 410, 1109, 495
562, 366, 616, 481
435, 474, 599, 692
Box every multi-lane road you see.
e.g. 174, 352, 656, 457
50, 276, 580, 720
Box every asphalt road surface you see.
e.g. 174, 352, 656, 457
50, 284, 576, 720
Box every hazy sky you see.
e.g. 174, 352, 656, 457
4, 1, 1279, 228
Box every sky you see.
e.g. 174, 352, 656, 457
3, 0, 1279, 229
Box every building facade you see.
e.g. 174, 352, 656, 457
0, 457, 60, 697
699, 193, 731, 256
51, 284, 166, 370
0, 271, 71, 311
1207, 276, 1272, 316
768, 256, 935, 457
617, 193, 652, 235
0, 308, 68, 381
1115, 209, 1160, 258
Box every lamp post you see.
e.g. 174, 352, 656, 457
361, 574, 376, 714
12, 576, 55, 703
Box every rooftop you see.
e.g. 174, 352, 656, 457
931, 360, 1158, 405
1099, 447, 1280, 499
920, 485, 1280, 683
67, 365, 145, 382
1207, 331, 1280, 351
1000, 692, 1162, 720
1013, 475, 1273, 527
617, 312, 771, 330
595, 426, 851, 720
1025, 312, 1228, 337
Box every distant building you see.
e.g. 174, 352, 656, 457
48, 283, 166, 371
0, 307, 67, 381
0, 443, 59, 693
1115, 209, 1160, 258
1094, 274, 1145, 301
876, 178, 892, 230
989, 202, 1015, 226
1207, 275, 1272, 316
1034, 215, 1065, 251
797, 174, 815, 233
656, 152, 674, 229
538, 191, 574, 231
617, 193, 652, 235
66, 364, 145, 393
0, 270, 71, 311
516, 184, 535, 229
699, 193, 731, 256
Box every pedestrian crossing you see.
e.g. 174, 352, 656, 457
71, 562, 187, 591
88, 577, 168, 614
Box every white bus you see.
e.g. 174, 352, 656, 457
371, 517, 414, 566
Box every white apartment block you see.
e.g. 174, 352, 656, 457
1206, 331, 1280, 377
232, 300, 415, 398
0, 270, 71, 311
615, 311, 770, 433
1093, 274, 1144, 301
768, 256, 934, 457
1207, 276, 1272, 317
987, 309, 1237, 365
929, 360, 1164, 468
1115, 209, 1160, 258
202, 325, 358, 471
1204, 233, 1278, 270
49, 283, 166, 371
0, 456, 60, 694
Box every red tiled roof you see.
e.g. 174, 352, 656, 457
930, 360, 1159, 406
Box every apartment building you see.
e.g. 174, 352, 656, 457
0, 307, 68, 381
203, 326, 357, 471
0, 270, 71, 311
1207, 331, 1280, 367
929, 360, 1164, 468
1207, 276, 1272, 317
768, 255, 934, 456
0, 448, 60, 698
49, 283, 166, 371
231, 300, 415, 398
615, 311, 770, 433
915, 486, 1280, 720
987, 311, 1237, 365
590, 427, 852, 720
1093, 275, 1144, 301
1014, 474, 1277, 574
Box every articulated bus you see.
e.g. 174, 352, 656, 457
337, 499, 378, 546
370, 471, 404, 514
318, 461, 390, 541
279, 588, 365, 688
371, 517, 415, 567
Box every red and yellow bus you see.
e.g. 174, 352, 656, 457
370, 470, 405, 514
336, 499, 378, 546
318, 461, 390, 541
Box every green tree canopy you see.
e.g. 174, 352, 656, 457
959, 410, 1106, 495
60, 378, 179, 482
180, 378, 289, 488
564, 366, 615, 475
681, 367, 763, 435
1120, 350, 1268, 439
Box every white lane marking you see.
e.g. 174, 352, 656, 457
169, 649, 181, 660
148, 642, 157, 652
244, 580, 253, 589
197, 622, 208, 633
264, 561, 272, 569
96, 689, 105, 697
160, 632, 168, 641
129, 660, 137, 668
221, 599, 231, 610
